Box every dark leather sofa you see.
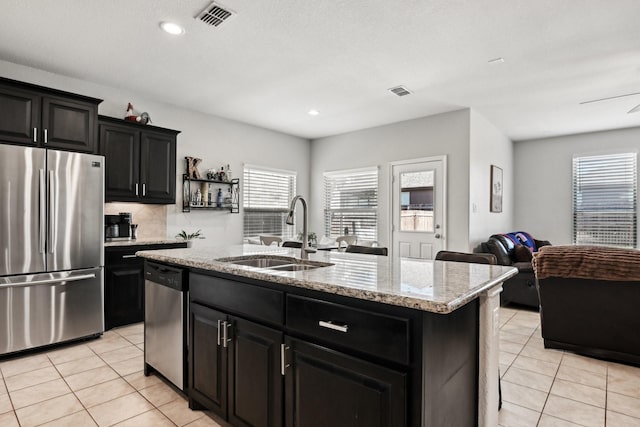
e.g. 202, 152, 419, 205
533, 245, 640, 366
481, 234, 551, 308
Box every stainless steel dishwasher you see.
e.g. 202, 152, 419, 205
144, 261, 187, 390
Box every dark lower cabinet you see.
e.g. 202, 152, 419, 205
105, 243, 186, 330
189, 302, 283, 427
284, 337, 406, 427
105, 263, 144, 330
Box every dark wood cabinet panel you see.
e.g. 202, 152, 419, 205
0, 78, 100, 152
190, 303, 228, 417
228, 316, 283, 427
284, 337, 406, 427
104, 265, 144, 330
105, 243, 186, 330
100, 122, 140, 201
42, 96, 97, 152
0, 84, 40, 146
99, 116, 178, 204
140, 130, 176, 202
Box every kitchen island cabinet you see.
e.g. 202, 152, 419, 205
137, 245, 517, 427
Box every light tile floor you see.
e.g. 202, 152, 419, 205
0, 323, 227, 427
2, 308, 640, 426
498, 306, 640, 427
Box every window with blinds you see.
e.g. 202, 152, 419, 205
573, 152, 637, 248
243, 165, 296, 240
324, 167, 378, 241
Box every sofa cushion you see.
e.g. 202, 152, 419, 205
533, 245, 640, 281
485, 237, 514, 266
514, 245, 533, 262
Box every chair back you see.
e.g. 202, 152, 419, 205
282, 241, 302, 248
336, 235, 357, 250
260, 236, 282, 246
345, 245, 388, 256
435, 251, 497, 265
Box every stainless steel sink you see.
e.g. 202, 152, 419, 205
217, 255, 333, 271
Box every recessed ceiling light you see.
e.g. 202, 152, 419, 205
488, 57, 505, 64
308, 109, 320, 116
160, 21, 185, 35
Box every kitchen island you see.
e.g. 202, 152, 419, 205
137, 245, 517, 427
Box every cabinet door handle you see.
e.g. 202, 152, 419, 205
44, 129, 48, 144
280, 344, 290, 376
319, 320, 349, 333
121, 254, 137, 259
222, 321, 231, 348
217, 320, 222, 346
33, 128, 37, 143
142, 183, 146, 196
135, 183, 139, 196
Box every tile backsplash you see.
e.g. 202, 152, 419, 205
104, 203, 167, 239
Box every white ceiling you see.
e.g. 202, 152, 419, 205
1, 0, 640, 141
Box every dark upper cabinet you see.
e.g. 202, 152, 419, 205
0, 77, 100, 152
99, 115, 179, 204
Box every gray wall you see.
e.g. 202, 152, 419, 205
514, 126, 640, 245
0, 60, 311, 246
469, 110, 514, 250
310, 109, 471, 252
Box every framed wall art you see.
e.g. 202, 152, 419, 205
490, 165, 503, 213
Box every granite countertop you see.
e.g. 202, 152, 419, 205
136, 244, 517, 314
105, 237, 187, 247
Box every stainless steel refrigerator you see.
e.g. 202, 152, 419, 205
0, 144, 105, 356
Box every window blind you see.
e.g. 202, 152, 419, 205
324, 168, 378, 241
243, 166, 296, 239
573, 152, 637, 248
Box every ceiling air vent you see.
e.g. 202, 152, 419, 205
388, 86, 412, 97
196, 2, 234, 27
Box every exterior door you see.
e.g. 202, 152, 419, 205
391, 157, 445, 259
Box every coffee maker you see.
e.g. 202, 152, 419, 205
105, 212, 133, 241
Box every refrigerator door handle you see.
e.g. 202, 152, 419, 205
39, 169, 46, 253
48, 170, 55, 254
0, 273, 96, 289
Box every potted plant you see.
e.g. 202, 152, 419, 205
297, 231, 318, 247
176, 229, 203, 247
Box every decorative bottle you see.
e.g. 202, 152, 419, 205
217, 188, 223, 207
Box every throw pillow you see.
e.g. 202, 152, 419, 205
514, 245, 533, 262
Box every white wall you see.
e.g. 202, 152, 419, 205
514, 126, 640, 245
468, 110, 514, 250
0, 60, 310, 247
310, 109, 471, 252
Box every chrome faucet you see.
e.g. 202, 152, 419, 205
286, 195, 316, 260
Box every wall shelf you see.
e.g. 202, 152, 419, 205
182, 174, 240, 213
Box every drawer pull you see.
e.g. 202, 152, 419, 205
319, 320, 349, 333
122, 254, 137, 259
